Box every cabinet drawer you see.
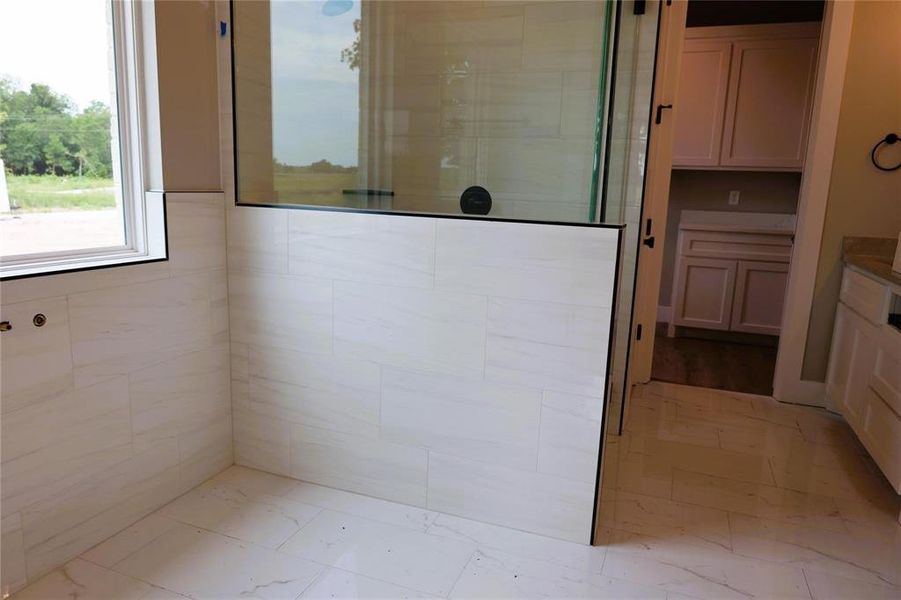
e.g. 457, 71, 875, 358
840, 268, 889, 324
858, 389, 901, 494
680, 231, 793, 262
871, 326, 901, 418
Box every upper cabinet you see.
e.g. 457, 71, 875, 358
672, 23, 820, 171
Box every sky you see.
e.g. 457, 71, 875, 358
0, 0, 114, 111
269, 0, 361, 167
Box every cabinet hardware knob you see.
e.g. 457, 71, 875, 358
0, 321, 11, 332
33, 314, 47, 327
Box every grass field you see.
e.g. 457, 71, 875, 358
6, 175, 116, 212
273, 171, 360, 207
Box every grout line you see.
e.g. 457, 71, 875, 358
801, 569, 815, 600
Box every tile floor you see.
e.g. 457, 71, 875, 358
12, 382, 901, 599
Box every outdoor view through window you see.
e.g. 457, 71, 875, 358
0, 0, 125, 260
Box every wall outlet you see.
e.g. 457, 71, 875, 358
728, 190, 740, 206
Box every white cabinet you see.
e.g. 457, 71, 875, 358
673, 257, 736, 330
669, 213, 794, 337
672, 23, 820, 170
672, 39, 731, 167
731, 260, 789, 335
826, 267, 901, 494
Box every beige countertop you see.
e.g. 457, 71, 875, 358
842, 236, 901, 288
678, 210, 797, 235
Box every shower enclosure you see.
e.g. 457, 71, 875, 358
226, 0, 659, 543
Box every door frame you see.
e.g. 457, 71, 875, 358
626, 0, 856, 407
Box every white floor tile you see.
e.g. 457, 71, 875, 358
300, 568, 439, 599
279, 509, 475, 596
13, 558, 182, 600
113, 523, 324, 599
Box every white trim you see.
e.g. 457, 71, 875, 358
657, 305, 673, 324
773, 0, 855, 407
685, 21, 821, 41
0, 0, 165, 279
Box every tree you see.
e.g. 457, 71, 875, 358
0, 79, 112, 177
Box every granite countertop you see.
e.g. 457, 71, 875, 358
678, 210, 797, 235
842, 236, 901, 287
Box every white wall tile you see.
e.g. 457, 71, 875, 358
435, 220, 618, 305
166, 193, 227, 275
227, 205, 289, 273
1, 513, 27, 595
68, 275, 211, 387
538, 391, 603, 483
486, 298, 611, 397
288, 210, 436, 288
334, 280, 487, 378
1, 377, 133, 517
21, 439, 180, 580
228, 269, 332, 353
129, 347, 229, 451
248, 345, 381, 437
177, 413, 233, 493
0, 296, 73, 413
382, 367, 541, 470
290, 424, 429, 507
428, 453, 595, 544
234, 409, 291, 476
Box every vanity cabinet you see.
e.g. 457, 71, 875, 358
669, 211, 794, 337
826, 267, 901, 494
673, 23, 819, 170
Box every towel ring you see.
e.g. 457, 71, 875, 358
870, 133, 901, 172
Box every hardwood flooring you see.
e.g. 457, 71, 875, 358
651, 323, 777, 395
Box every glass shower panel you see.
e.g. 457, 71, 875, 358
232, 0, 613, 223
599, 2, 660, 434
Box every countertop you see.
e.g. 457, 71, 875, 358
678, 210, 797, 235
843, 236, 901, 288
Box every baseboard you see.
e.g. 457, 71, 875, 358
657, 305, 672, 324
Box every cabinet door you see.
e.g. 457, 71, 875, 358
672, 39, 732, 167
672, 257, 737, 330
826, 303, 877, 422
731, 260, 789, 335
720, 37, 818, 169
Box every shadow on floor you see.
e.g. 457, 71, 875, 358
651, 323, 777, 395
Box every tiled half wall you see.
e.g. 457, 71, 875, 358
228, 207, 620, 543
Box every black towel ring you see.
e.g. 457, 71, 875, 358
870, 133, 901, 172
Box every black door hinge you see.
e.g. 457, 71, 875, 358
655, 104, 674, 125
634, 0, 646, 15
636, 324, 643, 341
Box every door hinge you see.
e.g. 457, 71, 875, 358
642, 218, 655, 248
655, 103, 673, 125
634, 0, 646, 15
636, 324, 643, 341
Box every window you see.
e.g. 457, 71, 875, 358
0, 0, 165, 279
231, 0, 612, 223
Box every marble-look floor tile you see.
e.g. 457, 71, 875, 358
13, 558, 182, 600
113, 523, 324, 599
282, 481, 439, 533
728, 512, 900, 586
672, 469, 846, 532
803, 568, 901, 600
450, 547, 665, 599
602, 530, 811, 599
299, 567, 439, 599
609, 492, 733, 551
158, 481, 322, 548
279, 510, 475, 597
769, 455, 893, 505
427, 513, 605, 574
81, 513, 181, 568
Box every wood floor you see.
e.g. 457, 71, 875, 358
651, 323, 777, 395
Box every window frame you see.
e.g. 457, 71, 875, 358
0, 0, 166, 280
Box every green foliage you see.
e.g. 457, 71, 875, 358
6, 174, 115, 212
0, 77, 113, 177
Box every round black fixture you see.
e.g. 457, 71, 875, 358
460, 186, 492, 215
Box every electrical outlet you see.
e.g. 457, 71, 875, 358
728, 190, 740, 206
